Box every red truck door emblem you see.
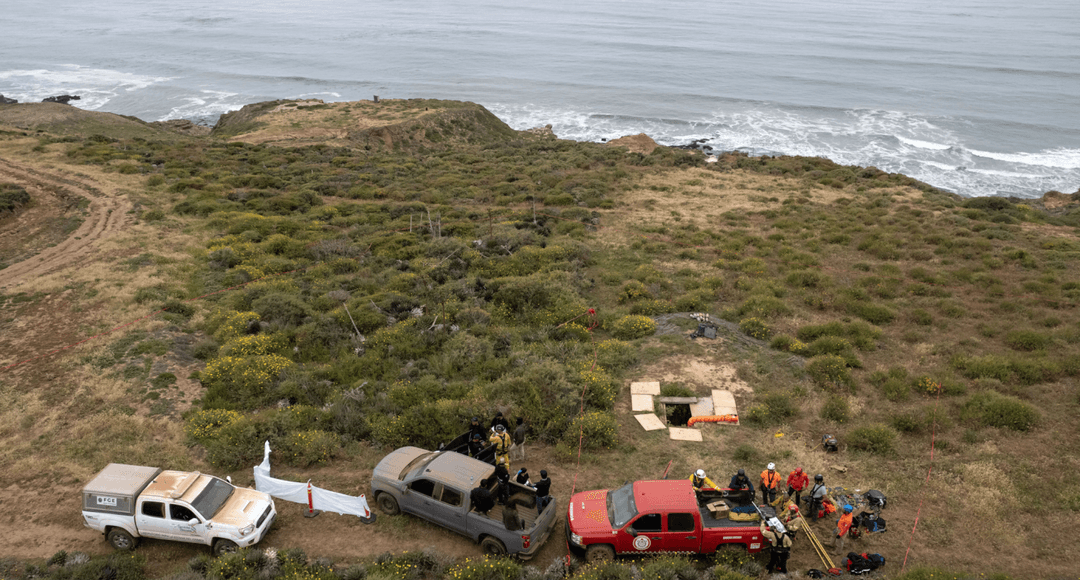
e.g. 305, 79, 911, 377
633, 536, 651, 550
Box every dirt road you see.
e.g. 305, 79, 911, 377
0, 156, 133, 291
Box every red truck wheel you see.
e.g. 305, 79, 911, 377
585, 545, 614, 562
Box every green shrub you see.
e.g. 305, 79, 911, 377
563, 411, 618, 450
640, 556, 698, 580
805, 355, 854, 391
960, 392, 1040, 431
609, 315, 657, 340
618, 280, 652, 302
738, 295, 791, 318
0, 183, 31, 213
738, 317, 772, 340
732, 443, 759, 463
1005, 329, 1051, 351
848, 424, 897, 455
845, 301, 896, 324
891, 412, 923, 433
785, 269, 828, 288
629, 298, 673, 315
744, 392, 797, 426
444, 557, 522, 580
820, 396, 850, 423
595, 339, 638, 370
910, 308, 933, 326
674, 288, 714, 311
280, 429, 339, 467
185, 408, 244, 442
769, 334, 795, 351
881, 377, 910, 402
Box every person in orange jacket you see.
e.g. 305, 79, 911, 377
787, 467, 809, 506
832, 504, 854, 555
760, 462, 783, 506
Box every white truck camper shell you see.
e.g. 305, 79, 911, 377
82, 464, 162, 516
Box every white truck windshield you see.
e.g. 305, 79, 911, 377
190, 477, 234, 518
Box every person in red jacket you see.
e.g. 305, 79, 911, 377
787, 467, 809, 506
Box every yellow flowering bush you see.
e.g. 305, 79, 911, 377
207, 310, 261, 343
609, 314, 657, 340
577, 365, 619, 410
596, 339, 638, 370
184, 409, 242, 443
218, 333, 287, 357
202, 354, 295, 407
629, 298, 673, 315
806, 354, 855, 392
281, 429, 339, 467
738, 317, 772, 340
551, 321, 591, 342
569, 562, 631, 580
915, 376, 942, 396
563, 411, 617, 450
445, 557, 522, 580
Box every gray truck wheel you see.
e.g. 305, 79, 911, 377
107, 528, 136, 551
480, 536, 506, 556
213, 539, 239, 557
377, 493, 400, 515
585, 544, 614, 562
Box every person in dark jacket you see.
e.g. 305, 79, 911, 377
515, 467, 532, 487
493, 464, 511, 504
470, 479, 495, 515
490, 411, 509, 432
469, 416, 486, 440
729, 469, 755, 503
534, 469, 552, 513
468, 432, 486, 457
511, 417, 527, 461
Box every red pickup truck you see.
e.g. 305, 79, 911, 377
565, 479, 767, 561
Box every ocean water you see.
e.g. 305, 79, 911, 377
2, 0, 1078, 198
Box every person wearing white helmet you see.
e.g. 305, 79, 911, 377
760, 462, 782, 506
689, 469, 718, 493
489, 424, 512, 469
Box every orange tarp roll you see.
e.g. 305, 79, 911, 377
686, 414, 739, 426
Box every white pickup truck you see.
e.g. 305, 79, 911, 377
82, 464, 276, 556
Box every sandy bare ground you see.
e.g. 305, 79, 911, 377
0, 156, 134, 291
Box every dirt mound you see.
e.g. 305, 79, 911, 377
212, 98, 518, 149
0, 103, 171, 140
606, 133, 659, 154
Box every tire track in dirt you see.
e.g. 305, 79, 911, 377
0, 157, 133, 290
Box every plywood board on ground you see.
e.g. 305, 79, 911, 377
710, 389, 740, 425
634, 414, 667, 431
631, 394, 654, 413
630, 381, 661, 395
689, 396, 713, 418
669, 427, 703, 441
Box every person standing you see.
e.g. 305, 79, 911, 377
807, 474, 827, 520
832, 504, 854, 555
760, 463, 782, 506
490, 411, 510, 432
489, 424, 512, 470
534, 469, 552, 514
690, 469, 718, 492
469, 416, 486, 440
759, 522, 792, 574
511, 417, 527, 461
787, 467, 809, 507
493, 464, 511, 505
728, 469, 754, 503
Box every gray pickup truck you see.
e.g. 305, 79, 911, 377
371, 447, 558, 559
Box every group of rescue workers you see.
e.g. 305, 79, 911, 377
690, 463, 857, 575
466, 414, 554, 525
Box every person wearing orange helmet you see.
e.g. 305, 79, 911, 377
787, 466, 809, 506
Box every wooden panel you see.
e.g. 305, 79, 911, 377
634, 413, 667, 431
630, 381, 661, 395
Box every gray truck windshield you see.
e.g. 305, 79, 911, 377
607, 483, 638, 529
191, 478, 234, 519
399, 452, 436, 480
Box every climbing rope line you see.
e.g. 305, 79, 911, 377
900, 382, 943, 573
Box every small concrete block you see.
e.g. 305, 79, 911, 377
669, 427, 703, 442
634, 413, 667, 431
630, 381, 661, 395
631, 394, 654, 412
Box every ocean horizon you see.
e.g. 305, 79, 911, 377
2, 0, 1078, 198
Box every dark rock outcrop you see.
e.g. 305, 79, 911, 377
149, 119, 212, 136
42, 95, 81, 105
0, 95, 17, 105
